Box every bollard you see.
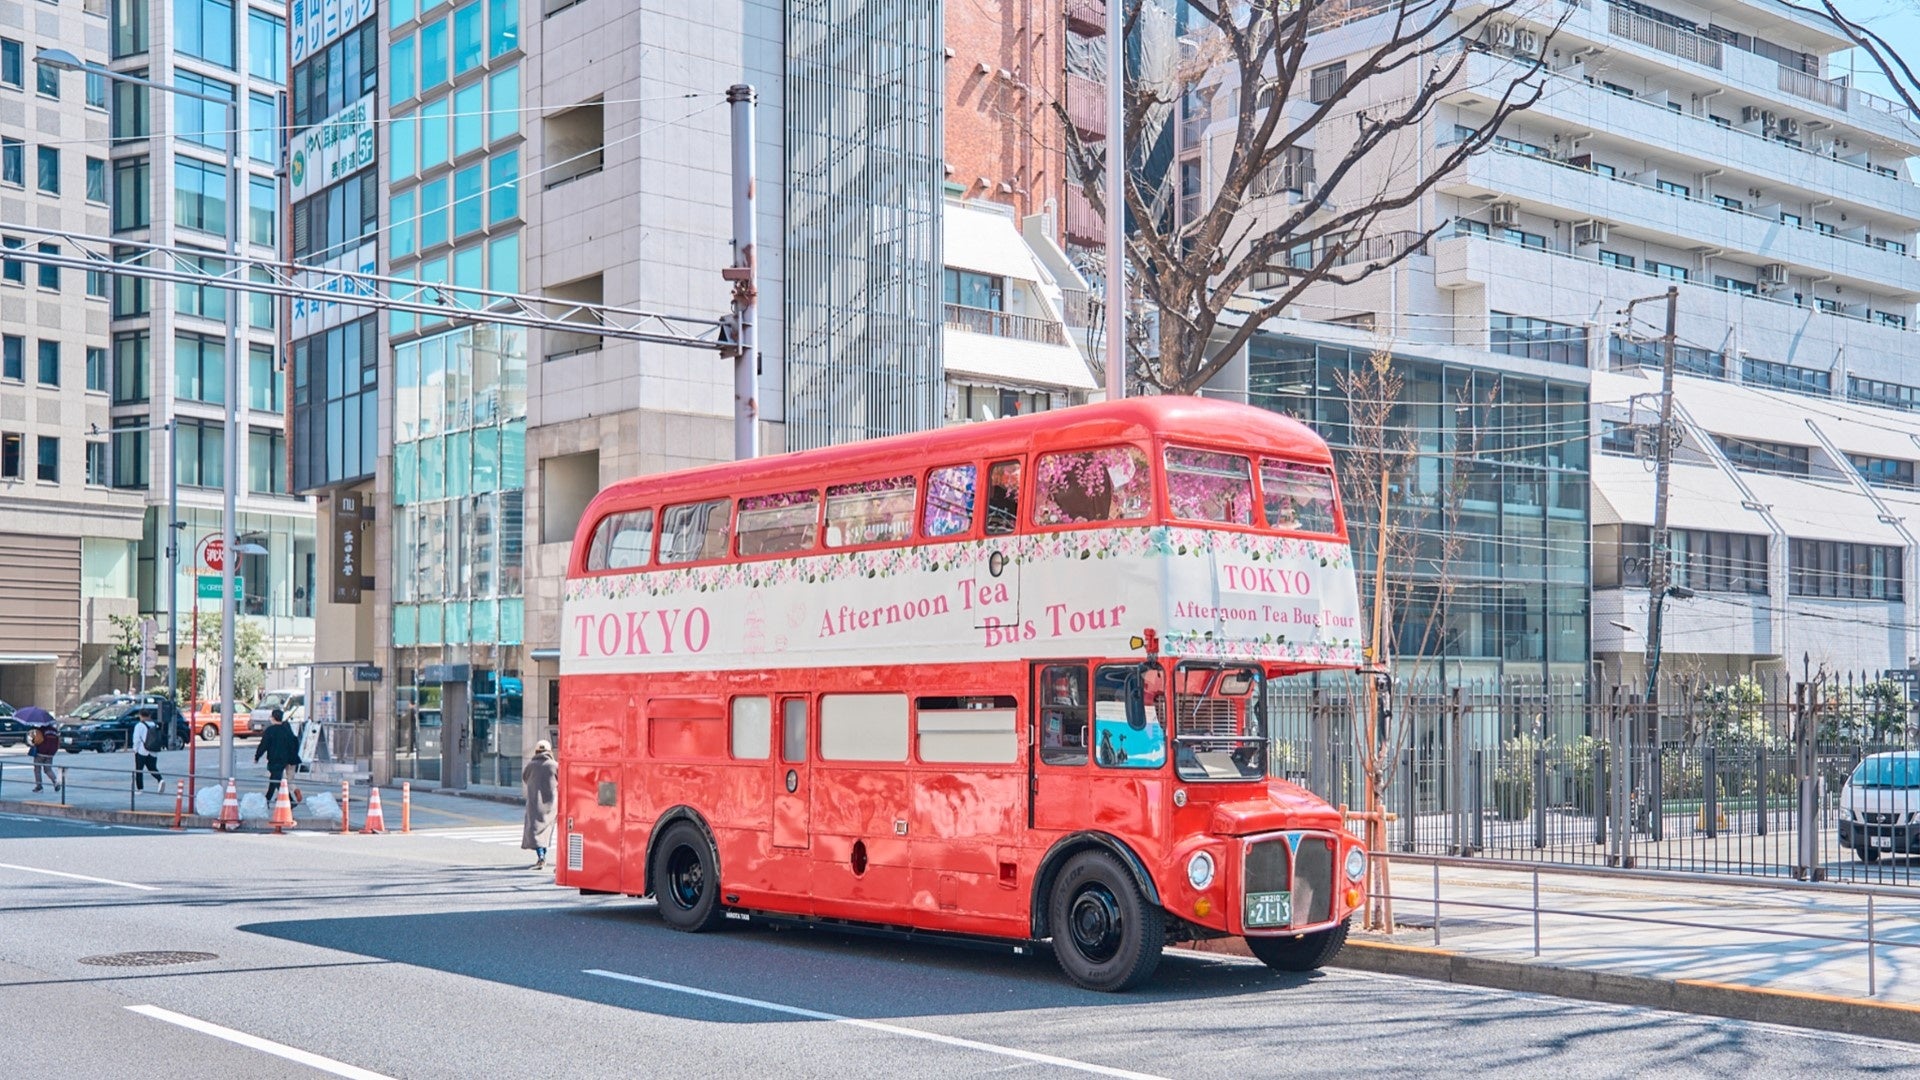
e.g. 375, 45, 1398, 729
402, 781, 412, 833
172, 780, 185, 830
341, 780, 351, 835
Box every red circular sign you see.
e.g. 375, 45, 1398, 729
199, 537, 225, 573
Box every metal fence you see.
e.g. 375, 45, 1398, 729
1271, 670, 1920, 886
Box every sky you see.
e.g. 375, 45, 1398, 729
1835, 0, 1920, 104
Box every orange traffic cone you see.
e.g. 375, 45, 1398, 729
360, 787, 387, 834
269, 781, 296, 834
215, 777, 241, 833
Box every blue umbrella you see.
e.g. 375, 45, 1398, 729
14, 706, 54, 727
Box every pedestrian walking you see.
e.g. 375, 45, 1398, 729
18, 706, 60, 793
130, 712, 165, 793
522, 740, 559, 870
254, 708, 302, 804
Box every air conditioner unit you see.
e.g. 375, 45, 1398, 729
1492, 22, 1515, 47
1490, 201, 1522, 227
1515, 30, 1540, 55
1777, 117, 1801, 137
1760, 263, 1789, 288
1762, 111, 1778, 128
1573, 220, 1609, 246
1741, 106, 1764, 124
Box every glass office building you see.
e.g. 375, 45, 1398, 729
1247, 332, 1591, 683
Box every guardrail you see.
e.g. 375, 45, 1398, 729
1372, 851, 1920, 997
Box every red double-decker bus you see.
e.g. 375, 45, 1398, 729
558, 397, 1369, 990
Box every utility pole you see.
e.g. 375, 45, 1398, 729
1104, 0, 1126, 401
725, 84, 759, 460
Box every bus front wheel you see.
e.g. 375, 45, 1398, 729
1246, 920, 1349, 973
650, 821, 725, 932
1047, 850, 1164, 992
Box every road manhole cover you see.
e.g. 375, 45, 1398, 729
78, 951, 218, 968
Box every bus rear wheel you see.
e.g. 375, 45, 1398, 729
650, 821, 725, 932
1246, 920, 1349, 973
1047, 850, 1164, 992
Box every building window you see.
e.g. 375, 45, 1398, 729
174, 253, 229, 321
36, 435, 58, 482
1713, 275, 1757, 295
174, 71, 235, 149
1849, 375, 1920, 411
249, 93, 275, 162
1712, 435, 1810, 475
1612, 525, 1769, 594
1, 335, 20, 380
1490, 313, 1586, 366
112, 78, 149, 143
1611, 335, 1725, 378
86, 441, 109, 486
249, 344, 280, 411
86, 269, 109, 298
86, 347, 108, 392
35, 58, 59, 98
87, 69, 109, 109
112, 0, 148, 57
1646, 260, 1689, 281
1790, 539, 1904, 600
174, 158, 228, 235
1308, 61, 1345, 104
36, 243, 58, 290
1713, 195, 1743, 211
943, 269, 1004, 311
1876, 311, 1908, 329
1598, 250, 1636, 270
453, 0, 483, 75
1501, 227, 1547, 250
175, 0, 236, 69
1741, 357, 1830, 396
248, 427, 286, 494
1852, 455, 1916, 489
0, 237, 19, 284
248, 9, 285, 81
0, 38, 20, 88
1, 137, 21, 186
175, 418, 225, 488
174, 331, 226, 404
36, 340, 58, 385
1656, 179, 1690, 198
86, 157, 107, 203
488, 0, 518, 57
112, 246, 149, 317
112, 330, 149, 404
0, 433, 18, 479
249, 175, 275, 245
36, 146, 59, 193
110, 418, 146, 488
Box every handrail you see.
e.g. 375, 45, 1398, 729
1373, 850, 1918, 996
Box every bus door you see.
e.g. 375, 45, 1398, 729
1029, 662, 1091, 834
773, 696, 811, 849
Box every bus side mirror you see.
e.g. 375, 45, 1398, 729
1125, 669, 1149, 731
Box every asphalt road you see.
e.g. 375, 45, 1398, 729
3, 812, 1917, 1079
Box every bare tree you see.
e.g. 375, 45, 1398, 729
1061, 0, 1563, 394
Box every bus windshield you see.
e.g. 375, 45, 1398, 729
1169, 662, 1267, 781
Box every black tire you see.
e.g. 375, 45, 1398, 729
1047, 850, 1164, 992
200, 724, 219, 741
649, 820, 725, 932
1246, 920, 1350, 973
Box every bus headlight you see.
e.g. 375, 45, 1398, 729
1187, 851, 1216, 891
1344, 848, 1367, 881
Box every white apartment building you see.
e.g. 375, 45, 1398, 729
0, 1, 145, 708
1183, 0, 1920, 679
941, 198, 1097, 422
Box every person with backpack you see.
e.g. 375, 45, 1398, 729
132, 710, 165, 794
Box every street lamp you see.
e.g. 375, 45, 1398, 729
42, 48, 246, 781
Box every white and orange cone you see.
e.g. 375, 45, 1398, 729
215, 777, 241, 833
269, 781, 296, 834
360, 787, 387, 834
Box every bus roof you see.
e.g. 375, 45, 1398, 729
584, 396, 1331, 526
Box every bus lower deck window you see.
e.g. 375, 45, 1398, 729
1038, 664, 1087, 765
985, 459, 1021, 535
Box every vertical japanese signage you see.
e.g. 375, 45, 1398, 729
333, 493, 364, 604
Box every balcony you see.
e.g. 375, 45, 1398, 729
1440, 146, 1920, 296
1066, 0, 1104, 36
1065, 184, 1103, 246
944, 303, 1070, 347
1607, 4, 1722, 69
1066, 74, 1105, 139
1445, 51, 1920, 223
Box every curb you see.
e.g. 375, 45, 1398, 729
0, 798, 327, 833
1330, 939, 1920, 1044
413, 787, 524, 807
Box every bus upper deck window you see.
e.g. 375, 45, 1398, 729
659, 499, 732, 564
985, 459, 1022, 535
737, 489, 820, 556
922, 464, 977, 538
1033, 446, 1150, 525
1166, 447, 1253, 525
1260, 459, 1338, 535
587, 509, 655, 571
825, 476, 916, 548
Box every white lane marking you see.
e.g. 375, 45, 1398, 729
0, 861, 159, 891
586, 968, 1169, 1080
404, 826, 521, 845
127, 1005, 396, 1080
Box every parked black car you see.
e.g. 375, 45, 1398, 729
60, 699, 187, 754
0, 699, 26, 747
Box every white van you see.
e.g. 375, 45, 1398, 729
1838, 751, 1920, 863
250, 688, 305, 732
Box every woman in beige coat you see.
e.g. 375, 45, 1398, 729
522, 740, 560, 870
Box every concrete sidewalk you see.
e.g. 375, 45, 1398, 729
0, 742, 522, 832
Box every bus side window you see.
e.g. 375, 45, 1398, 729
730, 696, 771, 759
1093, 664, 1166, 770
922, 464, 977, 538
985, 459, 1022, 536
1038, 664, 1087, 766
782, 698, 808, 762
